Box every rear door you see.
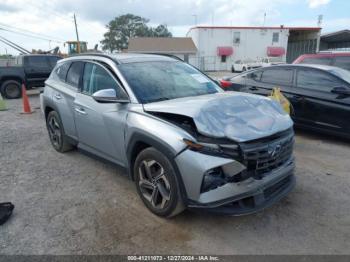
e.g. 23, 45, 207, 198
52, 61, 81, 140
295, 68, 350, 133
73, 61, 129, 165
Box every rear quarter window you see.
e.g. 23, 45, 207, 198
52, 62, 71, 82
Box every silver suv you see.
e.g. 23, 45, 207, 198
42, 53, 295, 217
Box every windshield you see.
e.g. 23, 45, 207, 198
118, 61, 221, 103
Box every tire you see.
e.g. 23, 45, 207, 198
46, 111, 73, 153
242, 67, 247, 72
1, 80, 21, 99
134, 147, 185, 217
231, 66, 235, 73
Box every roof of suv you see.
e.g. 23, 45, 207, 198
69, 52, 180, 64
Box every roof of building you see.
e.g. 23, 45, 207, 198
127, 37, 197, 54
188, 25, 321, 32
321, 30, 350, 43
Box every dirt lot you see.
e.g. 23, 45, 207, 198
1, 95, 350, 255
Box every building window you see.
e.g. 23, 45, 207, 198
233, 32, 241, 44
221, 55, 227, 63
272, 32, 279, 43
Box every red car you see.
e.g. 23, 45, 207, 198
293, 52, 350, 71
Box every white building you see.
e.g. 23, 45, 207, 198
187, 26, 321, 71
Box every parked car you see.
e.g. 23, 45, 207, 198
231, 59, 261, 72
220, 64, 350, 139
293, 52, 350, 71
42, 53, 295, 217
0, 54, 61, 99
260, 57, 285, 67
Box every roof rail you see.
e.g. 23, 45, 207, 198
69, 52, 120, 64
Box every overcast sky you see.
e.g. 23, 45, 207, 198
0, 0, 348, 55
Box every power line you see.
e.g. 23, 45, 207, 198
0, 22, 65, 42
0, 27, 63, 43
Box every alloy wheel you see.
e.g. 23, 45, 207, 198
48, 115, 62, 149
138, 160, 171, 210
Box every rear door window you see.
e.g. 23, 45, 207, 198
334, 56, 350, 71
261, 68, 294, 86
300, 57, 332, 65
66, 62, 84, 88
297, 69, 342, 92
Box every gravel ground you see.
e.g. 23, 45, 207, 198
0, 95, 350, 255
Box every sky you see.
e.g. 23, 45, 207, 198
0, 0, 349, 55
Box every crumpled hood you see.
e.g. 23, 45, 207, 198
143, 92, 293, 142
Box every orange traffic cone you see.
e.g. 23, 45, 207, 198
21, 84, 33, 114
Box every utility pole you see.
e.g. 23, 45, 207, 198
73, 13, 81, 53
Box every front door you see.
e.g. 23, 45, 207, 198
295, 68, 350, 133
74, 62, 129, 166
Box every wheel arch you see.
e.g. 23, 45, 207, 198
0, 76, 24, 86
126, 132, 189, 205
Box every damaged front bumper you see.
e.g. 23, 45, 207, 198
189, 160, 295, 215
175, 147, 295, 216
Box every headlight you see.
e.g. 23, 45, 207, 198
183, 138, 240, 159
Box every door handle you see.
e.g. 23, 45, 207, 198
54, 93, 62, 100
249, 86, 258, 91
293, 95, 303, 101
74, 107, 87, 115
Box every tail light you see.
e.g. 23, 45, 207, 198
219, 80, 232, 89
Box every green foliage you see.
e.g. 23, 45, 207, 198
101, 14, 172, 52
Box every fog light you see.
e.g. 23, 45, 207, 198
200, 167, 227, 193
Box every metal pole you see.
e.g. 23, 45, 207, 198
74, 13, 81, 53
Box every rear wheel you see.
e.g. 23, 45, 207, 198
134, 147, 185, 217
231, 66, 235, 73
1, 80, 21, 99
242, 67, 247, 72
46, 111, 73, 153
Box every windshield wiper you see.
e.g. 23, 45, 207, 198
147, 97, 172, 103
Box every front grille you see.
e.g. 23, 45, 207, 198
240, 129, 294, 178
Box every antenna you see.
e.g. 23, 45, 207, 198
263, 12, 267, 27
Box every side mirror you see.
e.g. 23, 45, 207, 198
92, 89, 129, 103
331, 86, 350, 96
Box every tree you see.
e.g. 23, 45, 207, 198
101, 14, 172, 52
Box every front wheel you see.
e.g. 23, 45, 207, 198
134, 147, 185, 217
